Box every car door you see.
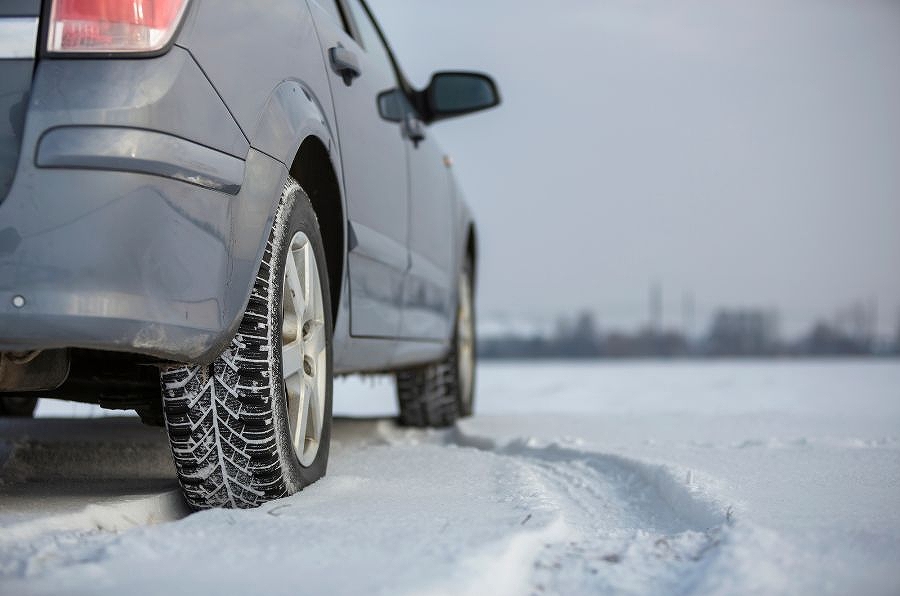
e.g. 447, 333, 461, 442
348, 3, 456, 341
401, 127, 456, 340
308, 0, 409, 338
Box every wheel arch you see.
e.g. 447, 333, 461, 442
249, 80, 346, 327
288, 136, 345, 328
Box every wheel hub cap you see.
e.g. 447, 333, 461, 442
281, 231, 327, 467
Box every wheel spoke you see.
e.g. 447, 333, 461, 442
285, 249, 307, 325
282, 341, 303, 380
302, 243, 322, 323
304, 322, 327, 362
304, 379, 318, 442
292, 382, 310, 453
285, 373, 302, 436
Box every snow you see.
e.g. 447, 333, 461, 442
476, 314, 556, 340
3, 359, 900, 594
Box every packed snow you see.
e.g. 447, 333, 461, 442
2, 359, 899, 595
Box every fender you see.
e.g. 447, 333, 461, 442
248, 79, 347, 243
452, 176, 478, 284
246, 79, 352, 353
250, 79, 339, 176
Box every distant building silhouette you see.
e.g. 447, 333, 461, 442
681, 291, 696, 339
831, 300, 878, 352
705, 309, 779, 356
604, 329, 688, 358
552, 311, 602, 357
478, 304, 895, 360
799, 321, 870, 356
894, 311, 900, 355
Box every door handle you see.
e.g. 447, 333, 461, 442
329, 45, 361, 85
402, 113, 426, 147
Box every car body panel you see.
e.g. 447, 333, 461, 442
251, 80, 337, 172
0, 0, 482, 378
0, 39, 283, 364
0, 9, 40, 203
28, 49, 248, 160
174, 0, 335, 157
308, 0, 410, 340
0, 57, 32, 204
0, 148, 286, 362
402, 134, 457, 340
36, 126, 245, 194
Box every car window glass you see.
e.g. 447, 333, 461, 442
378, 88, 413, 122
311, 0, 345, 27
344, 0, 395, 84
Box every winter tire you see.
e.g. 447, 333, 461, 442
161, 180, 333, 510
396, 259, 475, 427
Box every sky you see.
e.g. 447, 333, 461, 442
367, 0, 900, 338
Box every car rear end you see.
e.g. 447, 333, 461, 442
0, 1, 284, 396
0, 5, 38, 209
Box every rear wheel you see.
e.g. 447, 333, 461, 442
161, 180, 333, 509
396, 260, 475, 427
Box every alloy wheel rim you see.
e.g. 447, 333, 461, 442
457, 271, 475, 408
281, 231, 328, 467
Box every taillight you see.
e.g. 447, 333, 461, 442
47, 0, 190, 53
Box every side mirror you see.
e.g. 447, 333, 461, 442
425, 72, 500, 122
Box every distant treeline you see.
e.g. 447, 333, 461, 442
479, 310, 900, 359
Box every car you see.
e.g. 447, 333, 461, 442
0, 0, 499, 509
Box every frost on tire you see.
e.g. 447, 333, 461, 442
161, 180, 332, 510
162, 236, 285, 509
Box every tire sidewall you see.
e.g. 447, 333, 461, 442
268, 181, 334, 493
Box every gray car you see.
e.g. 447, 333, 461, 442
0, 0, 499, 509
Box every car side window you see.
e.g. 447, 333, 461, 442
311, 0, 346, 28
343, 0, 396, 85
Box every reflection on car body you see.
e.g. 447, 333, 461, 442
0, 0, 499, 509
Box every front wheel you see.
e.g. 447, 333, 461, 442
161, 180, 333, 510
396, 260, 476, 427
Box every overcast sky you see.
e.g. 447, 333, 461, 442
368, 0, 900, 337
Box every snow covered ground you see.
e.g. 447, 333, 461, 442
2, 359, 899, 595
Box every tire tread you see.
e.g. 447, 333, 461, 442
161, 198, 288, 510
396, 348, 461, 428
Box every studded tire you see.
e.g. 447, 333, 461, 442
160, 180, 333, 510
396, 259, 475, 427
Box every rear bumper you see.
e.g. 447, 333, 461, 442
0, 49, 286, 363
0, 148, 285, 363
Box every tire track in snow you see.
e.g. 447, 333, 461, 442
0, 418, 190, 580
374, 422, 732, 595
1, 417, 734, 595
